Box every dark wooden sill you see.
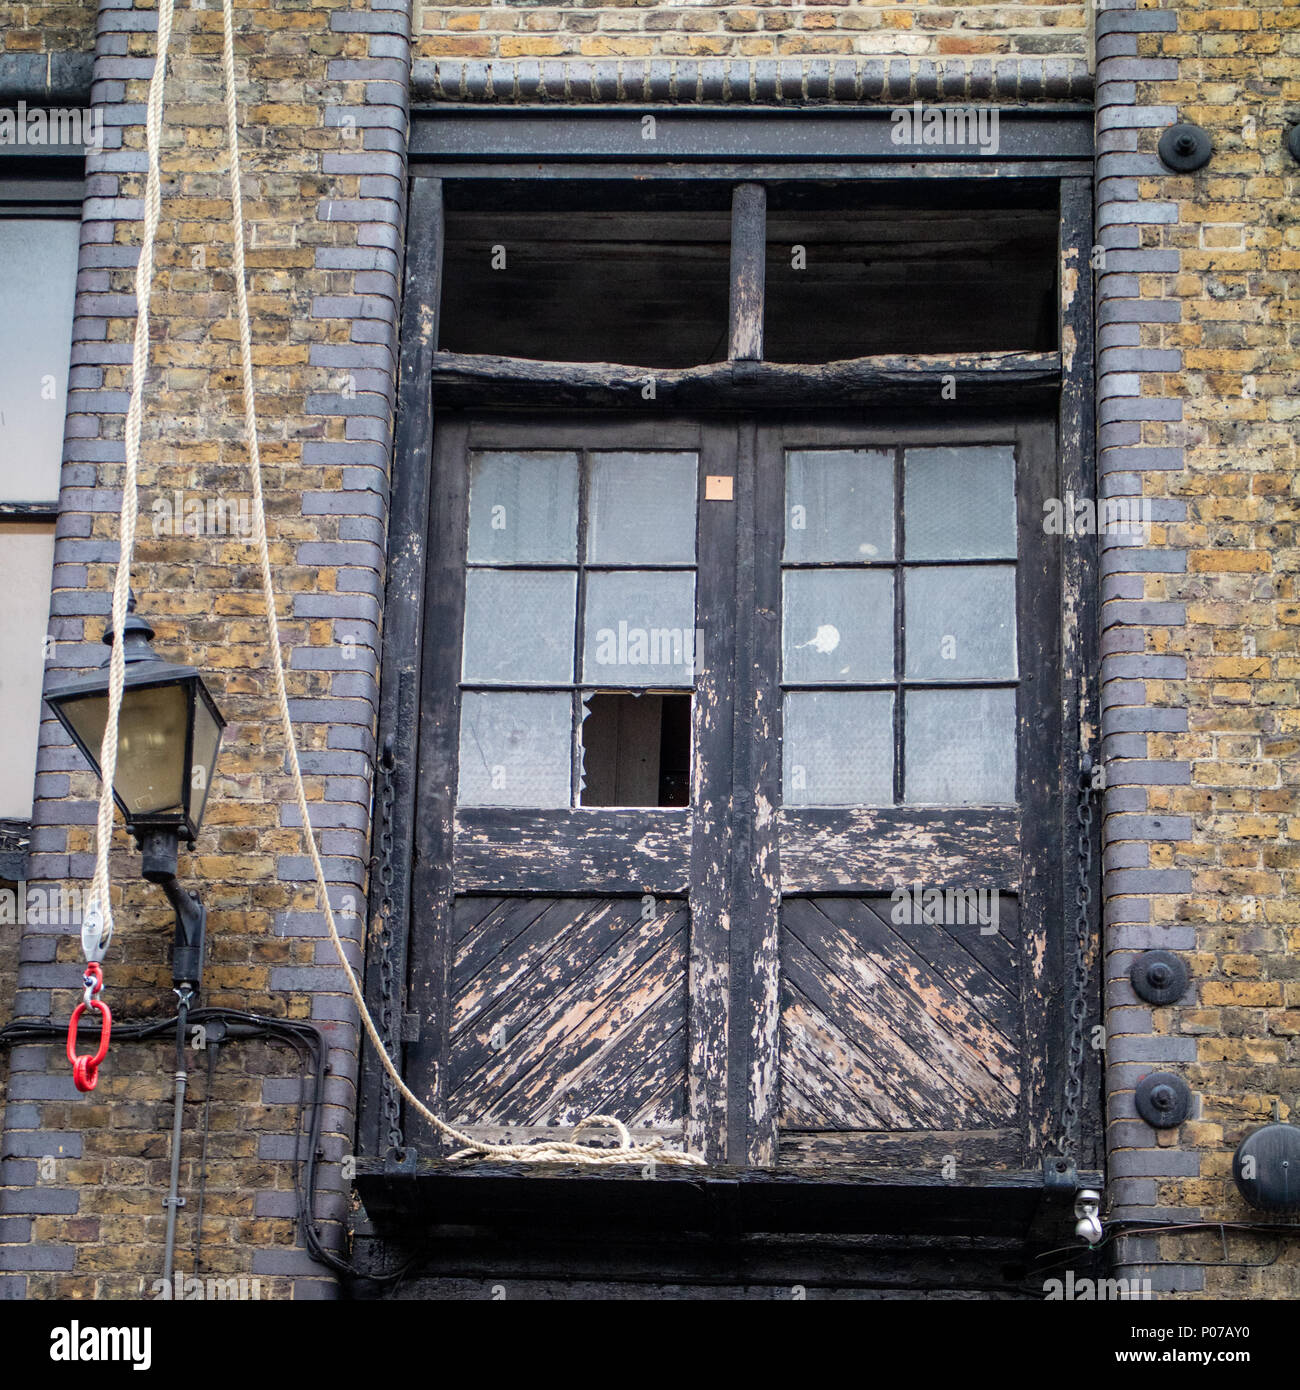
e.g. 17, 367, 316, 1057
354, 1161, 1103, 1240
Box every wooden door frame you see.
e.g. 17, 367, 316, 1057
358, 152, 1100, 1197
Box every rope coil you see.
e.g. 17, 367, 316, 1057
83, 0, 702, 1170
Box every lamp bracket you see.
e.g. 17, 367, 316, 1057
139, 826, 207, 992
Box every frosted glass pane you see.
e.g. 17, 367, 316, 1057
905, 689, 1016, 806
784, 449, 894, 562
904, 566, 1017, 681
582, 570, 696, 687
904, 445, 1016, 560
462, 570, 575, 684
782, 569, 894, 683
0, 220, 79, 503
587, 452, 698, 564
783, 691, 894, 807
0, 522, 55, 818
458, 692, 571, 807
467, 451, 579, 563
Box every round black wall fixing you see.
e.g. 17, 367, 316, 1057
1158, 122, 1213, 172
1131, 949, 1189, 1005
1288, 126, 1300, 165
1233, 1123, 1300, 1212
1136, 1071, 1192, 1128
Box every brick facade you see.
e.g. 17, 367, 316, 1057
412, 0, 1089, 63
1095, 0, 1300, 1297
1, 0, 408, 1299
2, 0, 1299, 1301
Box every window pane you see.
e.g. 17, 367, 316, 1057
467, 451, 579, 563
782, 569, 894, 684
905, 689, 1015, 806
587, 452, 698, 565
458, 692, 571, 807
582, 571, 696, 687
904, 567, 1017, 681
462, 570, 575, 684
783, 690, 893, 807
440, 202, 733, 369
904, 445, 1017, 561
0, 220, 79, 504
0, 522, 55, 819
764, 195, 1059, 361
784, 449, 894, 563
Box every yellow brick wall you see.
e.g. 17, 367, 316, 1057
0, 0, 95, 55
414, 0, 1088, 62
1104, 0, 1300, 1295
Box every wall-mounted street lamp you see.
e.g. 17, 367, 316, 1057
45, 594, 225, 990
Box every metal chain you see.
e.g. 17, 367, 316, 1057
374, 736, 403, 1156
1058, 753, 1100, 1162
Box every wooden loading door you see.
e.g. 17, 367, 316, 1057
748, 420, 1062, 1176
407, 414, 1066, 1176
408, 418, 735, 1158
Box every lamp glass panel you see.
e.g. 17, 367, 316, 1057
186, 692, 223, 832
59, 682, 190, 818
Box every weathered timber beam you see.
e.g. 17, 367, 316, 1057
430, 349, 1061, 407
728, 183, 766, 362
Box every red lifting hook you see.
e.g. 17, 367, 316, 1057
66, 962, 111, 1093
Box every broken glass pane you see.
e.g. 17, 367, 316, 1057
462, 569, 576, 684
783, 690, 894, 806
904, 445, 1017, 561
582, 571, 696, 687
467, 451, 579, 564
784, 449, 895, 563
782, 569, 894, 684
587, 452, 698, 565
458, 691, 572, 807
904, 566, 1017, 681
579, 692, 691, 807
905, 688, 1016, 805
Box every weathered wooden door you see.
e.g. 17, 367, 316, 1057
740, 418, 1063, 1178
408, 412, 1065, 1174
408, 417, 737, 1158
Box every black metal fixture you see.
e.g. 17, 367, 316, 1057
45, 593, 225, 990
1233, 1122, 1300, 1213
1288, 126, 1300, 165
1158, 122, 1213, 172
1130, 949, 1189, 1005
1135, 1071, 1192, 1129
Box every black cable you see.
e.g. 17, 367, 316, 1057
0, 1006, 409, 1289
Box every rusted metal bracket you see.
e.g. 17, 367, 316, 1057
1042, 1154, 1077, 1197
383, 1146, 419, 1176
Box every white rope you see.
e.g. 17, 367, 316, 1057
83, 0, 178, 965
90, 0, 700, 1170
210, 0, 702, 1169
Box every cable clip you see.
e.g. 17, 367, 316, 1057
67, 962, 111, 1092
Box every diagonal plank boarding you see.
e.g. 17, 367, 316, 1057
779, 896, 1024, 1142
443, 895, 689, 1131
